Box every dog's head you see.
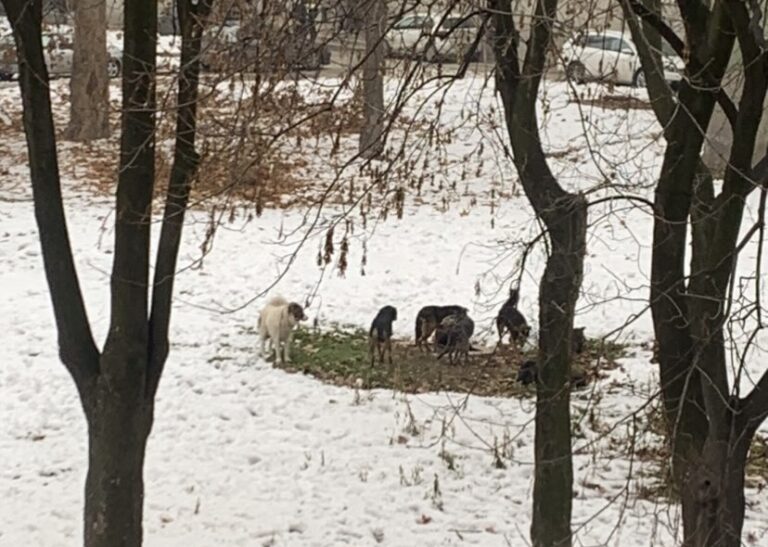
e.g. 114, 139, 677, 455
288, 303, 308, 322
381, 305, 398, 321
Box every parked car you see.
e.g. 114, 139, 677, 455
384, 12, 484, 63
201, 14, 331, 72
432, 14, 484, 62
0, 31, 122, 81
561, 29, 683, 87
384, 13, 435, 59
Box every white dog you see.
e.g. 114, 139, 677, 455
258, 296, 307, 364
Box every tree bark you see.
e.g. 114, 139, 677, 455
490, 1, 586, 544
84, 373, 151, 547
65, 0, 110, 141
4, 0, 211, 544
1, 0, 100, 405
148, 0, 213, 399
625, 1, 768, 544
359, 0, 385, 159
532, 191, 585, 547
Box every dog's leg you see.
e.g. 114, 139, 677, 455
274, 338, 282, 365
369, 337, 376, 367
285, 331, 293, 363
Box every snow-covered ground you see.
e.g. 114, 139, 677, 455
1, 70, 768, 546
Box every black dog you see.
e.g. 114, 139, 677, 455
496, 288, 530, 347
517, 359, 537, 385
415, 305, 467, 351
369, 305, 397, 366
435, 310, 475, 365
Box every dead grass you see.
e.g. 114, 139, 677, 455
258, 325, 626, 397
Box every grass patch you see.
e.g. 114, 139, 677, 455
272, 326, 626, 397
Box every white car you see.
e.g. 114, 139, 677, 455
432, 14, 484, 62
384, 13, 435, 59
385, 13, 484, 63
0, 31, 122, 80
562, 30, 683, 87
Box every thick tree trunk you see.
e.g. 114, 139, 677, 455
532, 193, 586, 547
489, 1, 584, 544
84, 376, 151, 547
65, 0, 109, 141
359, 0, 385, 159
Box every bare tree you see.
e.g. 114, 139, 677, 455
622, 0, 768, 544
1, 0, 213, 544
489, 1, 587, 545
65, 0, 110, 141
359, 0, 386, 158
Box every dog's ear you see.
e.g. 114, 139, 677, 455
289, 303, 306, 321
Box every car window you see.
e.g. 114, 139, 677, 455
661, 38, 676, 56
618, 39, 634, 54
394, 15, 433, 30
584, 35, 606, 50
602, 37, 622, 52
439, 16, 477, 30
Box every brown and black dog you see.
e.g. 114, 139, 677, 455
496, 288, 530, 348
414, 305, 468, 351
369, 305, 397, 366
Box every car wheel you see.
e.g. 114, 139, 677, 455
0, 70, 13, 81
107, 58, 121, 79
632, 69, 645, 88
634, 69, 646, 88
566, 61, 586, 84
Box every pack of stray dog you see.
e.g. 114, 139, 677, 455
257, 287, 586, 379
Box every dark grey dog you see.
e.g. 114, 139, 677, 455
415, 305, 468, 351
435, 310, 475, 365
369, 305, 397, 366
496, 288, 530, 347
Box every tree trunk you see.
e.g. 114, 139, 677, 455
65, 0, 109, 141
84, 374, 151, 547
532, 193, 586, 547
489, 1, 585, 544
359, 0, 385, 159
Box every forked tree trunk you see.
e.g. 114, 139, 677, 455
66, 0, 110, 141
359, 0, 385, 159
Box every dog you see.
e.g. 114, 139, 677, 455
258, 296, 307, 364
415, 305, 468, 351
369, 305, 397, 366
496, 288, 530, 347
517, 359, 537, 385
516, 356, 589, 388
435, 310, 474, 365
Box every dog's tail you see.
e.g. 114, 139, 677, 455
266, 295, 288, 307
